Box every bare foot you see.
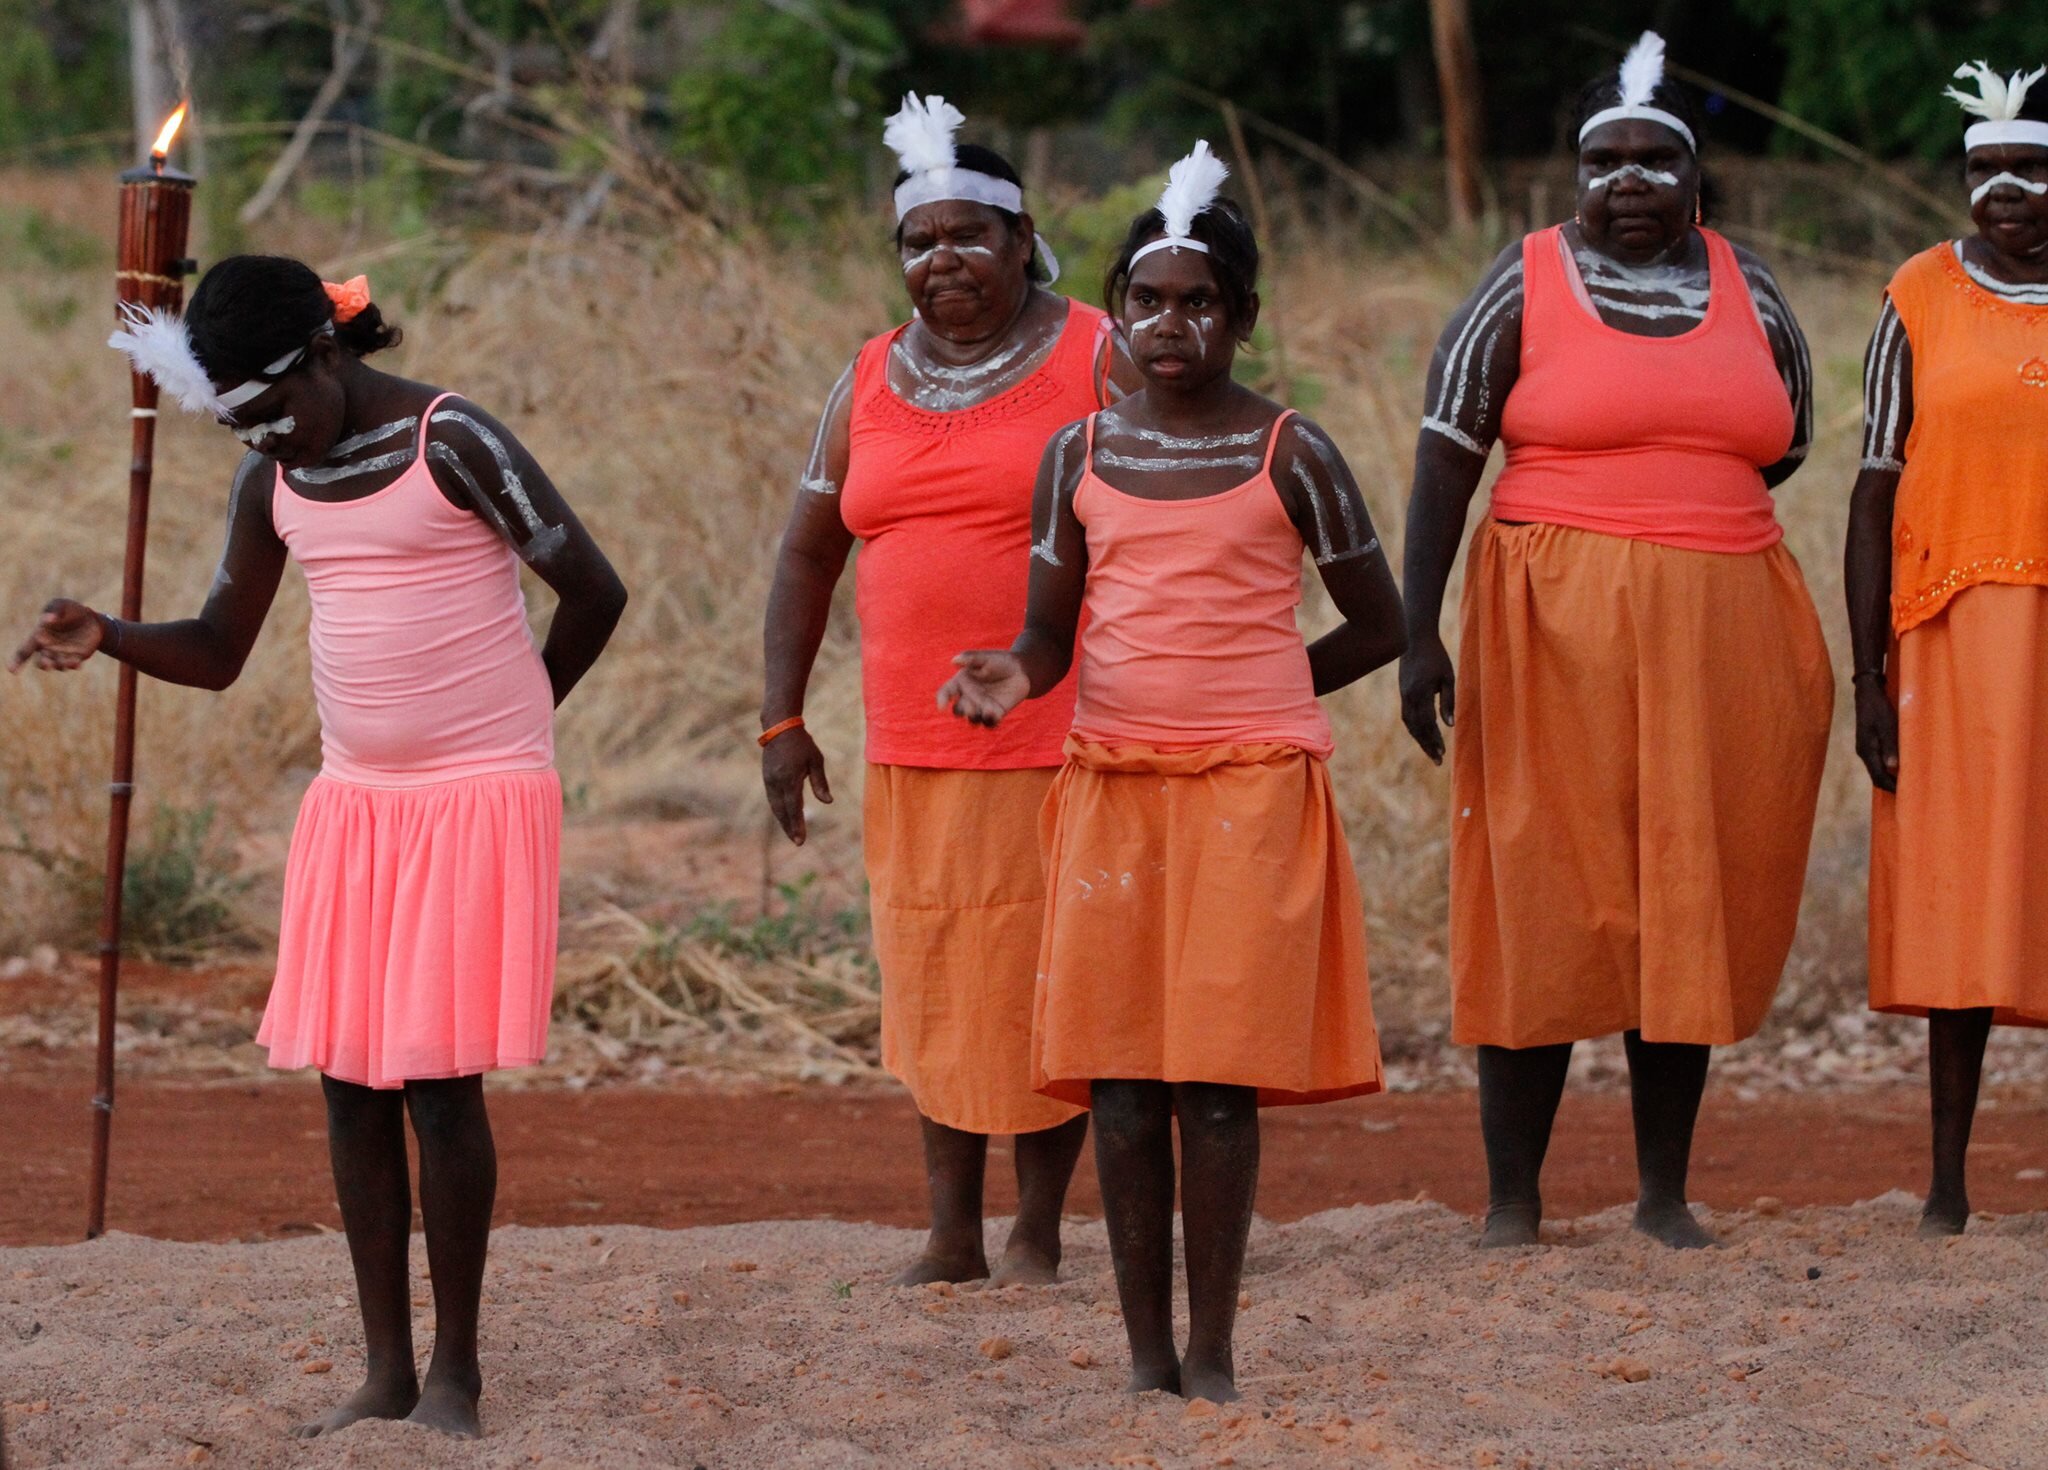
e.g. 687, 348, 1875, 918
1180, 1361, 1240, 1404
1480, 1201, 1542, 1249
404, 1377, 482, 1439
291, 1375, 419, 1438
989, 1238, 1060, 1287
892, 1248, 988, 1287
1919, 1193, 1970, 1238
1633, 1199, 1716, 1250
1127, 1359, 1181, 1395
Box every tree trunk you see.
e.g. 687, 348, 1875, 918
1427, 0, 1485, 231
128, 0, 173, 163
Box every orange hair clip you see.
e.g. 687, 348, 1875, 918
323, 275, 371, 324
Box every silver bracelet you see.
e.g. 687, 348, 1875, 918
99, 613, 123, 656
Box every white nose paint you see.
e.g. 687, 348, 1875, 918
233, 415, 295, 449
1127, 312, 1165, 335
902, 243, 999, 274
1972, 171, 2048, 206
1587, 163, 1681, 191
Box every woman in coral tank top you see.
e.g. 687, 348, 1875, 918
17, 256, 626, 1438
760, 97, 1139, 1287
1848, 62, 2048, 1237
941, 144, 1402, 1403
1397, 35, 1833, 1252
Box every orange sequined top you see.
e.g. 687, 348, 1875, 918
1887, 244, 2048, 635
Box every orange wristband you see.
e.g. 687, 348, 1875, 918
758, 716, 805, 748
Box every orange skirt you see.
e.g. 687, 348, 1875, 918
1451, 521, 1833, 1048
1871, 583, 2048, 1027
865, 764, 1083, 1135
1031, 739, 1383, 1109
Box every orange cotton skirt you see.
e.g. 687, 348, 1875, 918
1031, 739, 1383, 1109
865, 764, 1084, 1135
1451, 521, 1833, 1048
1871, 583, 2048, 1027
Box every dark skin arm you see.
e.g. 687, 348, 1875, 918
1273, 417, 1404, 694
760, 362, 857, 845
425, 399, 627, 707
1733, 244, 1815, 490
11, 451, 286, 688
937, 420, 1089, 724
1845, 330, 1912, 795
1399, 245, 1524, 764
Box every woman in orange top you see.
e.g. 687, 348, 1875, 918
1399, 35, 1833, 1251
761, 97, 1138, 1285
940, 143, 1401, 1403
1849, 63, 2048, 1237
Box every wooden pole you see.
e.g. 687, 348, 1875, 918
1427, 0, 1485, 231
93, 157, 193, 1238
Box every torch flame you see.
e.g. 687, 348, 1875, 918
150, 103, 187, 160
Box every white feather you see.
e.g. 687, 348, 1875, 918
1946, 61, 2046, 122
883, 93, 963, 177
1155, 140, 1229, 242
106, 303, 219, 415
1617, 31, 1668, 108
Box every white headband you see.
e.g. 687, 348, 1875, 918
1949, 63, 2048, 154
1579, 32, 1696, 155
1966, 120, 2048, 151
892, 167, 1024, 222
1129, 140, 1228, 269
1578, 105, 1697, 153
108, 303, 329, 418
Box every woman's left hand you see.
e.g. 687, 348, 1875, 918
937, 650, 1029, 727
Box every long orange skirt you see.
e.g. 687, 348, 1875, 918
865, 764, 1084, 1135
1031, 739, 1383, 1109
1871, 583, 2048, 1027
1451, 521, 1833, 1048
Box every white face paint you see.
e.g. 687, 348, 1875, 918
1971, 171, 2048, 206
1127, 313, 1165, 336
902, 243, 999, 275
233, 415, 295, 451
1587, 162, 1681, 191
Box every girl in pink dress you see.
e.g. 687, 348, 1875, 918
13, 255, 626, 1439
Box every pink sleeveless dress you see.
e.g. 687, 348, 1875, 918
257, 394, 562, 1089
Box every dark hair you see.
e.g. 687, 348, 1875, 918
1103, 196, 1260, 331
891, 144, 1050, 284
184, 254, 400, 383
1569, 69, 1707, 157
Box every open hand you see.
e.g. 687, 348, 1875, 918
1853, 678, 1899, 794
10, 599, 103, 674
937, 650, 1030, 727
1399, 632, 1456, 764
762, 724, 833, 845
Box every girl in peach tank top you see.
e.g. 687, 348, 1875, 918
939, 155, 1403, 1403
20, 256, 626, 1438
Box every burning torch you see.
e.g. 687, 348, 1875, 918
89, 104, 195, 1239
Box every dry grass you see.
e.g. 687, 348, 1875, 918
0, 165, 1887, 1050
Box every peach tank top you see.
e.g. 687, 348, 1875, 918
1491, 225, 1794, 554
1069, 410, 1333, 759
271, 393, 555, 787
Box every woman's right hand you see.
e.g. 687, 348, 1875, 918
937, 650, 1031, 728
762, 725, 833, 846
10, 599, 104, 674
1399, 632, 1456, 765
1854, 677, 1900, 793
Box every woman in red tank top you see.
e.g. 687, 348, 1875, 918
759, 101, 1139, 1288
1397, 36, 1833, 1253
940, 149, 1403, 1403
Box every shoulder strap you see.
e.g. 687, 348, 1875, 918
1261, 409, 1298, 476
417, 391, 458, 452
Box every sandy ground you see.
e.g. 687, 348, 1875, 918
3, 1196, 2040, 1469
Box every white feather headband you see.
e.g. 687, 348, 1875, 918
1578, 32, 1697, 154
885, 93, 1022, 220
1947, 61, 2048, 152
107, 302, 323, 417
1130, 141, 1230, 267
